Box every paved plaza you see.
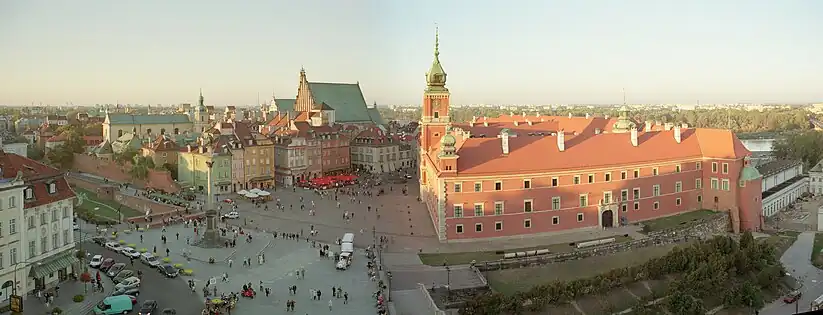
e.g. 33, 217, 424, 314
114, 224, 380, 314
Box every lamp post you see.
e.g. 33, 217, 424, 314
10, 259, 43, 313
387, 271, 393, 302
445, 265, 451, 298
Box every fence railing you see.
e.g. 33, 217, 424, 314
418, 283, 447, 315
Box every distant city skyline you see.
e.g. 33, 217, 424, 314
1, 0, 821, 105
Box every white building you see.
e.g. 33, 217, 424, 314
759, 159, 808, 217
809, 160, 823, 195
350, 128, 415, 174
0, 152, 77, 300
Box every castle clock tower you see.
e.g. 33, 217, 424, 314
420, 28, 450, 153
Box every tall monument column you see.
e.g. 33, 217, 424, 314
202, 160, 221, 247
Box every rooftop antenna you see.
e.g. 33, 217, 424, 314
622, 88, 626, 106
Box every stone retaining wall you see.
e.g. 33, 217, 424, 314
477, 212, 730, 272
69, 176, 188, 224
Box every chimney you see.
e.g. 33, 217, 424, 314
540, 118, 545, 122
568, 113, 573, 118
513, 121, 519, 126
681, 123, 689, 129
664, 122, 674, 131
187, 145, 192, 152
604, 114, 610, 119
483, 122, 488, 127
674, 125, 682, 143
535, 113, 540, 117
644, 121, 652, 132
585, 113, 590, 119
483, 116, 487, 121
501, 132, 510, 155
526, 120, 533, 126
630, 128, 638, 147
521, 112, 526, 117
557, 130, 565, 151
595, 128, 601, 134
509, 112, 514, 117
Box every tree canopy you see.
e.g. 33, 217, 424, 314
771, 131, 823, 167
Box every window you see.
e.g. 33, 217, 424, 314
0, 253, 3, 269
604, 173, 611, 182
653, 202, 660, 210
474, 203, 484, 216
711, 178, 719, 190
524, 219, 532, 228
475, 223, 483, 232
456, 225, 464, 234
51, 210, 57, 222
653, 185, 660, 196
632, 188, 640, 200
621, 189, 628, 202
697, 195, 703, 202
63, 229, 69, 245
552, 216, 559, 225
494, 202, 505, 215
603, 191, 613, 204
24, 188, 33, 200
695, 178, 702, 189
634, 202, 639, 210
52, 233, 58, 250
573, 176, 581, 185
722, 163, 729, 174
577, 213, 584, 222
675, 165, 681, 173
739, 180, 746, 187
27, 216, 34, 229
474, 183, 482, 192
551, 197, 561, 210
633, 169, 640, 178
48, 182, 56, 194
523, 180, 531, 189
494, 222, 502, 231
676, 198, 682, 206
621, 204, 628, 212
40, 213, 46, 226
28, 240, 35, 258
587, 174, 594, 183
621, 171, 627, 180
652, 168, 659, 176
10, 248, 16, 265
9, 219, 15, 235
453, 183, 462, 193
675, 181, 682, 193
494, 181, 502, 191
63, 207, 69, 218
712, 162, 718, 173
453, 205, 463, 218
579, 194, 588, 207
41, 236, 47, 254
8, 196, 15, 208
721, 179, 730, 191
551, 177, 558, 187
523, 200, 533, 213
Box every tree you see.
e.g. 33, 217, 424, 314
128, 155, 154, 180
27, 146, 44, 161
161, 163, 179, 181
114, 148, 139, 165
46, 145, 74, 169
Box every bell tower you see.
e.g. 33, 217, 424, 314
420, 27, 450, 153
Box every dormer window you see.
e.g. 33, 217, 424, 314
24, 187, 34, 200
48, 183, 57, 194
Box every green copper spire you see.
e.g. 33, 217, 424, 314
426, 26, 448, 92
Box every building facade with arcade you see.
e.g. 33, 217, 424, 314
417, 31, 765, 242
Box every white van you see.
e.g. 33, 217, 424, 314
341, 242, 354, 254
342, 233, 355, 244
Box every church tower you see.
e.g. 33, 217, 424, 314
420, 27, 450, 153
193, 89, 210, 133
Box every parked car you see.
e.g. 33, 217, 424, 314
104, 242, 122, 252
138, 300, 157, 315
158, 265, 179, 278
99, 258, 116, 271
221, 211, 239, 219
121, 247, 140, 259
113, 270, 136, 284
110, 286, 140, 297
784, 290, 802, 303
161, 308, 177, 315
140, 253, 160, 268
106, 263, 126, 277
114, 277, 141, 291
89, 255, 104, 268
91, 236, 107, 245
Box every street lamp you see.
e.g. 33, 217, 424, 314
10, 259, 43, 313
445, 265, 451, 298
387, 271, 393, 302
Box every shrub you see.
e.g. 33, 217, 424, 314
118, 240, 126, 244
138, 248, 148, 253
51, 306, 63, 314
127, 244, 137, 248
72, 294, 85, 302
80, 272, 92, 283
173, 263, 184, 269
137, 227, 145, 232
162, 257, 171, 263
182, 269, 194, 276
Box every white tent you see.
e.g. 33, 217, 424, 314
237, 190, 249, 195
245, 193, 259, 198
257, 191, 271, 196
249, 188, 263, 194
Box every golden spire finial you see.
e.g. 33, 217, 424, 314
434, 25, 440, 57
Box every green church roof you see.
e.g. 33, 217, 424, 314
273, 99, 296, 112
367, 108, 385, 125
107, 114, 192, 125
308, 82, 373, 123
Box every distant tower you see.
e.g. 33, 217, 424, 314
193, 89, 210, 133
419, 26, 450, 153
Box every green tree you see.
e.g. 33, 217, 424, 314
772, 131, 823, 167
46, 145, 74, 169
27, 146, 44, 161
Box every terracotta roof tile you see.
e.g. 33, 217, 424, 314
461, 116, 621, 136
0, 152, 75, 208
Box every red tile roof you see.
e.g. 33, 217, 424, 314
453, 128, 750, 175
0, 152, 75, 208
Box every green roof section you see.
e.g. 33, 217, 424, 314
107, 114, 192, 125
308, 82, 373, 122
274, 99, 296, 112
367, 108, 385, 125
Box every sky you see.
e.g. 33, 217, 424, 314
1, 0, 821, 105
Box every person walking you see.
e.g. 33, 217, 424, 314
328, 299, 333, 311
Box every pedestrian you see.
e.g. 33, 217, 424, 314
176, 232, 179, 240
328, 299, 333, 311
344, 292, 348, 304
265, 287, 270, 297
166, 248, 170, 256
228, 259, 233, 268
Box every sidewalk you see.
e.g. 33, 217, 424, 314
23, 272, 114, 315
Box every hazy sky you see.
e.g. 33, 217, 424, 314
1, 0, 821, 105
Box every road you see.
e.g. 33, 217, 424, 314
80, 237, 203, 314
760, 232, 823, 315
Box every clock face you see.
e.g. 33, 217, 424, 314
431, 99, 440, 109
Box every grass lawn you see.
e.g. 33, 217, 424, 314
639, 209, 718, 233
418, 235, 632, 266
486, 243, 678, 295
74, 188, 142, 219
811, 232, 823, 268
